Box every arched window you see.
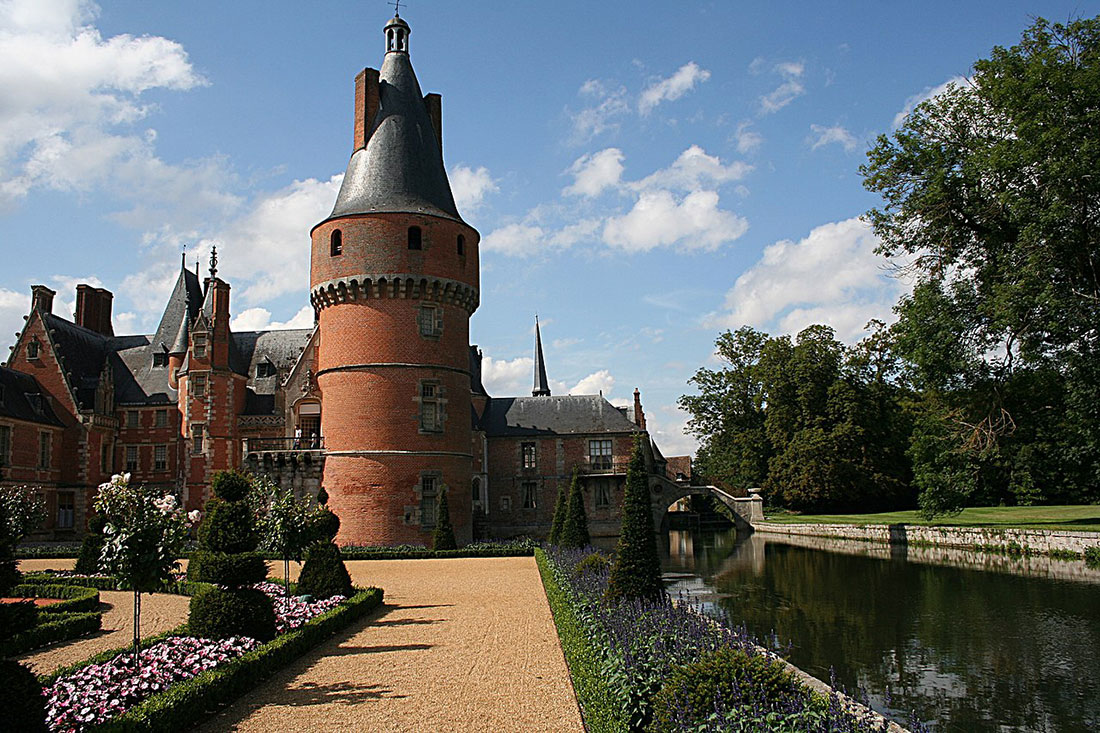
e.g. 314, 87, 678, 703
330, 229, 342, 256
387, 29, 395, 51
408, 226, 422, 250
472, 477, 481, 502
457, 234, 465, 256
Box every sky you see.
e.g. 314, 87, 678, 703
1, 0, 1096, 457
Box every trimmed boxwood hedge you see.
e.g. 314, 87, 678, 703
86, 587, 383, 731
21, 573, 120, 590
535, 548, 626, 733
337, 541, 535, 560
13, 584, 100, 614
0, 611, 102, 657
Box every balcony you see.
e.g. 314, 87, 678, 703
577, 456, 630, 475
244, 436, 325, 454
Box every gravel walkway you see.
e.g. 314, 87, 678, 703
197, 557, 583, 733
16, 559, 192, 675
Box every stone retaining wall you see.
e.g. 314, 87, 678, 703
755, 521, 1100, 556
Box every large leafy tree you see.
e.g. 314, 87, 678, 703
862, 16, 1100, 513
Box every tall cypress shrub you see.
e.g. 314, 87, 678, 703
559, 467, 590, 549
73, 513, 106, 575
189, 471, 276, 641
607, 435, 664, 603
548, 480, 568, 545
431, 489, 457, 551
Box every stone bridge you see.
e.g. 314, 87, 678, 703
650, 476, 763, 532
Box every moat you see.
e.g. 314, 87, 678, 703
659, 526, 1100, 732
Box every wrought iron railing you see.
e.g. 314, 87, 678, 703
244, 436, 325, 452
576, 456, 630, 474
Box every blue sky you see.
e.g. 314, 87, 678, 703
1, 0, 1096, 456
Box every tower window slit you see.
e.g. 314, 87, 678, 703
408, 226, 422, 250
330, 229, 343, 256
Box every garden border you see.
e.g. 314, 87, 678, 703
2, 610, 102, 657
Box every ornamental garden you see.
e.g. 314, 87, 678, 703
0, 437, 906, 732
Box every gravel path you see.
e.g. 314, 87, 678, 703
197, 557, 583, 733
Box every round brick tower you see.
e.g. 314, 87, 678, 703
310, 13, 479, 545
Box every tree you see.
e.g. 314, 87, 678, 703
862, 15, 1100, 514
256, 479, 314, 613
547, 481, 568, 545
559, 467, 590, 549
95, 474, 196, 661
0, 486, 44, 595
607, 435, 663, 603
431, 489, 457, 551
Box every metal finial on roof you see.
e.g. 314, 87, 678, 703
209, 245, 218, 281
389, 0, 403, 17
533, 315, 551, 397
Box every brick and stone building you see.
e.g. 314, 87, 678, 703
1, 12, 690, 545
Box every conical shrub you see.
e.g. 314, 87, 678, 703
559, 467, 590, 549
297, 503, 353, 600
548, 481, 568, 545
432, 489, 457, 551
607, 435, 664, 603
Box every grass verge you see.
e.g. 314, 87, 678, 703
535, 548, 626, 733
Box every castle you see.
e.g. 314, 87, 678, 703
0, 14, 691, 546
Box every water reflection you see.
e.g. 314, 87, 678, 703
661, 528, 1100, 732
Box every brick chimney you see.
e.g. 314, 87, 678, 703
354, 68, 381, 150
75, 285, 114, 336
31, 285, 55, 314
633, 387, 647, 430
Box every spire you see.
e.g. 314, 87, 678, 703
533, 316, 551, 397
153, 255, 202, 353
326, 13, 462, 223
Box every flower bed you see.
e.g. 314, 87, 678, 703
39, 584, 383, 732
253, 581, 346, 633
537, 547, 898, 732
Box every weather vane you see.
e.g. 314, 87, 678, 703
209, 245, 218, 281
389, 0, 403, 16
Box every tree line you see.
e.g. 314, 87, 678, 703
681, 16, 1100, 517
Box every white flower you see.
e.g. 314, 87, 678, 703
123, 472, 132, 483
188, 510, 202, 525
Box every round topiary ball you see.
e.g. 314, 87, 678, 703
189, 586, 276, 642
198, 499, 258, 554
0, 660, 48, 732
210, 470, 251, 502
296, 542, 352, 600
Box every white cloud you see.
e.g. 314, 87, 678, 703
602, 189, 748, 253
568, 369, 614, 396
734, 121, 763, 154
450, 164, 497, 212
639, 62, 711, 115
567, 81, 629, 144
481, 223, 547, 257
707, 217, 906, 342
631, 145, 750, 192
808, 124, 857, 152
481, 355, 534, 396
759, 60, 805, 114
648, 404, 698, 457
0, 0, 209, 207
564, 148, 624, 197
894, 76, 969, 128
231, 305, 313, 332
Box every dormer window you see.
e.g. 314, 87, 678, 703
27, 340, 40, 360
193, 334, 207, 359
257, 362, 277, 378
330, 229, 342, 257
408, 226, 422, 250
153, 352, 168, 368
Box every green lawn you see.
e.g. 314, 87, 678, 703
762, 505, 1100, 532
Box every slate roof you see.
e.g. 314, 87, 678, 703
0, 365, 64, 426
326, 19, 462, 224
152, 266, 203, 353
233, 329, 314, 396
480, 395, 641, 437
532, 319, 550, 397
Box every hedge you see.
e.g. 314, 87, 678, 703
0, 611, 102, 657
535, 548, 626, 733
21, 573, 120, 590
12, 584, 100, 615
337, 541, 535, 560
14, 544, 82, 559
89, 587, 384, 732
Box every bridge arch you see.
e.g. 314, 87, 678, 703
649, 477, 763, 533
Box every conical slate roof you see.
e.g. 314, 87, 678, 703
328, 17, 462, 223
153, 260, 202, 352
533, 317, 551, 397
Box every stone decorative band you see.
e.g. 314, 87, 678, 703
316, 362, 471, 378
310, 273, 479, 313
325, 449, 475, 459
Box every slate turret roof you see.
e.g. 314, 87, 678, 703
328, 15, 462, 224
532, 317, 551, 397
